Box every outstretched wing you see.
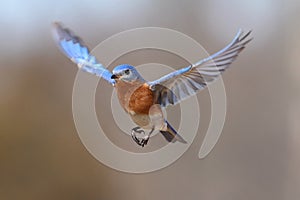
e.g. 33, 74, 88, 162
148, 29, 252, 107
52, 22, 115, 85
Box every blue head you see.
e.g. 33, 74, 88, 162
111, 64, 144, 82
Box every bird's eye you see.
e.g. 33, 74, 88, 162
124, 69, 130, 75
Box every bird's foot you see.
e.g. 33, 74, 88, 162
131, 127, 150, 147
139, 135, 150, 147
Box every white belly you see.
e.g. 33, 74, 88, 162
129, 104, 165, 130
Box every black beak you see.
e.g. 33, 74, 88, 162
111, 74, 118, 79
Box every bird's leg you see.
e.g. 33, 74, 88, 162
131, 127, 145, 146
139, 126, 154, 147
131, 126, 154, 147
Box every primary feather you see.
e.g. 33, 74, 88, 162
148, 29, 252, 107
52, 22, 115, 85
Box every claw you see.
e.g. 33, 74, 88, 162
140, 136, 150, 147
131, 127, 145, 146
131, 133, 140, 145
131, 126, 153, 147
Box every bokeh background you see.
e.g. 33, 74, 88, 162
1, 0, 300, 199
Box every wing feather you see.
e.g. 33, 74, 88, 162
52, 22, 115, 85
149, 29, 252, 107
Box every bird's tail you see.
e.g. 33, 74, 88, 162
160, 121, 187, 143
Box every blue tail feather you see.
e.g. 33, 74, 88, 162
160, 121, 187, 143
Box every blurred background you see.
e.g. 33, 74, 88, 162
1, 0, 300, 199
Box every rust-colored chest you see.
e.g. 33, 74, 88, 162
115, 81, 154, 115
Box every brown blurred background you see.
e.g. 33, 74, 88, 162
1, 0, 300, 199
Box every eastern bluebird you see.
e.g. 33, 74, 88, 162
52, 22, 252, 147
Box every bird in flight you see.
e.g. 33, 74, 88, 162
52, 22, 252, 147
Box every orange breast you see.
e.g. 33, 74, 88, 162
128, 84, 154, 114
115, 81, 154, 115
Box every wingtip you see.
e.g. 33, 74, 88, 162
237, 29, 253, 41
236, 28, 243, 35
52, 21, 63, 31
52, 21, 61, 27
239, 29, 253, 46
51, 21, 65, 41
51, 21, 85, 46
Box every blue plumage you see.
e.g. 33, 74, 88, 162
52, 22, 115, 85
52, 22, 252, 146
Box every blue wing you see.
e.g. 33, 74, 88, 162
52, 22, 115, 85
148, 29, 252, 107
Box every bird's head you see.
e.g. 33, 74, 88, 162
111, 64, 144, 83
